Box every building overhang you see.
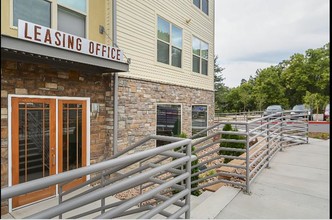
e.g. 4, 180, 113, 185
1, 35, 129, 74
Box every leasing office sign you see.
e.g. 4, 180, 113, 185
18, 20, 123, 62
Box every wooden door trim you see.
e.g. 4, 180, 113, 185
58, 100, 87, 191
11, 97, 56, 208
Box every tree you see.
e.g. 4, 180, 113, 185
252, 65, 289, 109
214, 55, 225, 91
215, 43, 329, 113
303, 91, 329, 114
238, 82, 253, 111
281, 43, 330, 107
214, 55, 229, 112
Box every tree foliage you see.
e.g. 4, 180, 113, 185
214, 55, 229, 112
215, 43, 330, 113
214, 55, 225, 91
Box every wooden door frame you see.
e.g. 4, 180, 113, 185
7, 95, 91, 212
58, 99, 87, 191
11, 97, 57, 208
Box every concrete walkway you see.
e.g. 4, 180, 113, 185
2, 138, 329, 219
215, 138, 330, 219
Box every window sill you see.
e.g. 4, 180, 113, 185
155, 61, 185, 73
191, 71, 209, 78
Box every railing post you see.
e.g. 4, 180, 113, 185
185, 142, 192, 219
280, 112, 284, 151
59, 184, 63, 219
139, 161, 143, 207
101, 170, 106, 214
306, 114, 309, 144
266, 117, 270, 168
245, 123, 250, 194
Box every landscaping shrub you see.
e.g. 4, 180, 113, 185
218, 124, 246, 163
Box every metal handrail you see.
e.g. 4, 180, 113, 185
2, 110, 309, 219
2, 137, 194, 219
190, 110, 308, 193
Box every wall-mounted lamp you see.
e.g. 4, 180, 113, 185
186, 19, 192, 24
91, 103, 100, 119
99, 25, 105, 34
127, 58, 131, 64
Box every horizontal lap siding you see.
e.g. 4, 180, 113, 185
117, 0, 214, 91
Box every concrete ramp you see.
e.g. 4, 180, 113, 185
190, 186, 240, 219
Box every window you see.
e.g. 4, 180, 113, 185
156, 104, 181, 146
58, 0, 86, 37
13, 0, 87, 38
157, 16, 183, 68
192, 105, 207, 137
192, 37, 209, 75
193, 0, 209, 15
13, 0, 51, 27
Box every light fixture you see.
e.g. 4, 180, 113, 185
186, 19, 192, 24
91, 103, 100, 118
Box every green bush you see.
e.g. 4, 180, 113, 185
218, 124, 246, 163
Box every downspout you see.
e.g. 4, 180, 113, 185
112, 0, 118, 154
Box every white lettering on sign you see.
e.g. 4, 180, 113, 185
18, 20, 123, 62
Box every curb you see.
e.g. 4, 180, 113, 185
308, 121, 330, 124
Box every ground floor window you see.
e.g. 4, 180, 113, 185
192, 105, 207, 137
156, 104, 181, 146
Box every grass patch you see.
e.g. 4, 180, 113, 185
308, 132, 329, 140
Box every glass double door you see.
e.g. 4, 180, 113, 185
11, 98, 86, 208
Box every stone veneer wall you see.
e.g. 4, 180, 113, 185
0, 60, 215, 214
117, 77, 215, 152
0, 60, 114, 214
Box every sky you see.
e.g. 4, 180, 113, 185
215, 0, 330, 88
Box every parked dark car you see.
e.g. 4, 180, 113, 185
290, 104, 313, 120
263, 105, 283, 117
324, 104, 329, 121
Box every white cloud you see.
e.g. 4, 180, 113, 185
221, 61, 275, 88
215, 0, 330, 87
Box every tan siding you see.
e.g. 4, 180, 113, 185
116, 0, 214, 91
88, 0, 106, 43
1, 0, 108, 44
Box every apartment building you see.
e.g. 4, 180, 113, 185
1, 0, 214, 213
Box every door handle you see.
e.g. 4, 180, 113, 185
51, 148, 56, 166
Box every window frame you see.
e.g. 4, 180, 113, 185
57, 3, 87, 37
11, 0, 52, 28
10, 0, 88, 38
192, 36, 209, 75
156, 15, 183, 69
191, 105, 208, 137
193, 0, 209, 16
156, 103, 182, 137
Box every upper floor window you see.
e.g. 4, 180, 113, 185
13, 0, 51, 27
192, 36, 208, 75
193, 0, 209, 15
57, 0, 86, 37
157, 16, 183, 68
13, 0, 86, 37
